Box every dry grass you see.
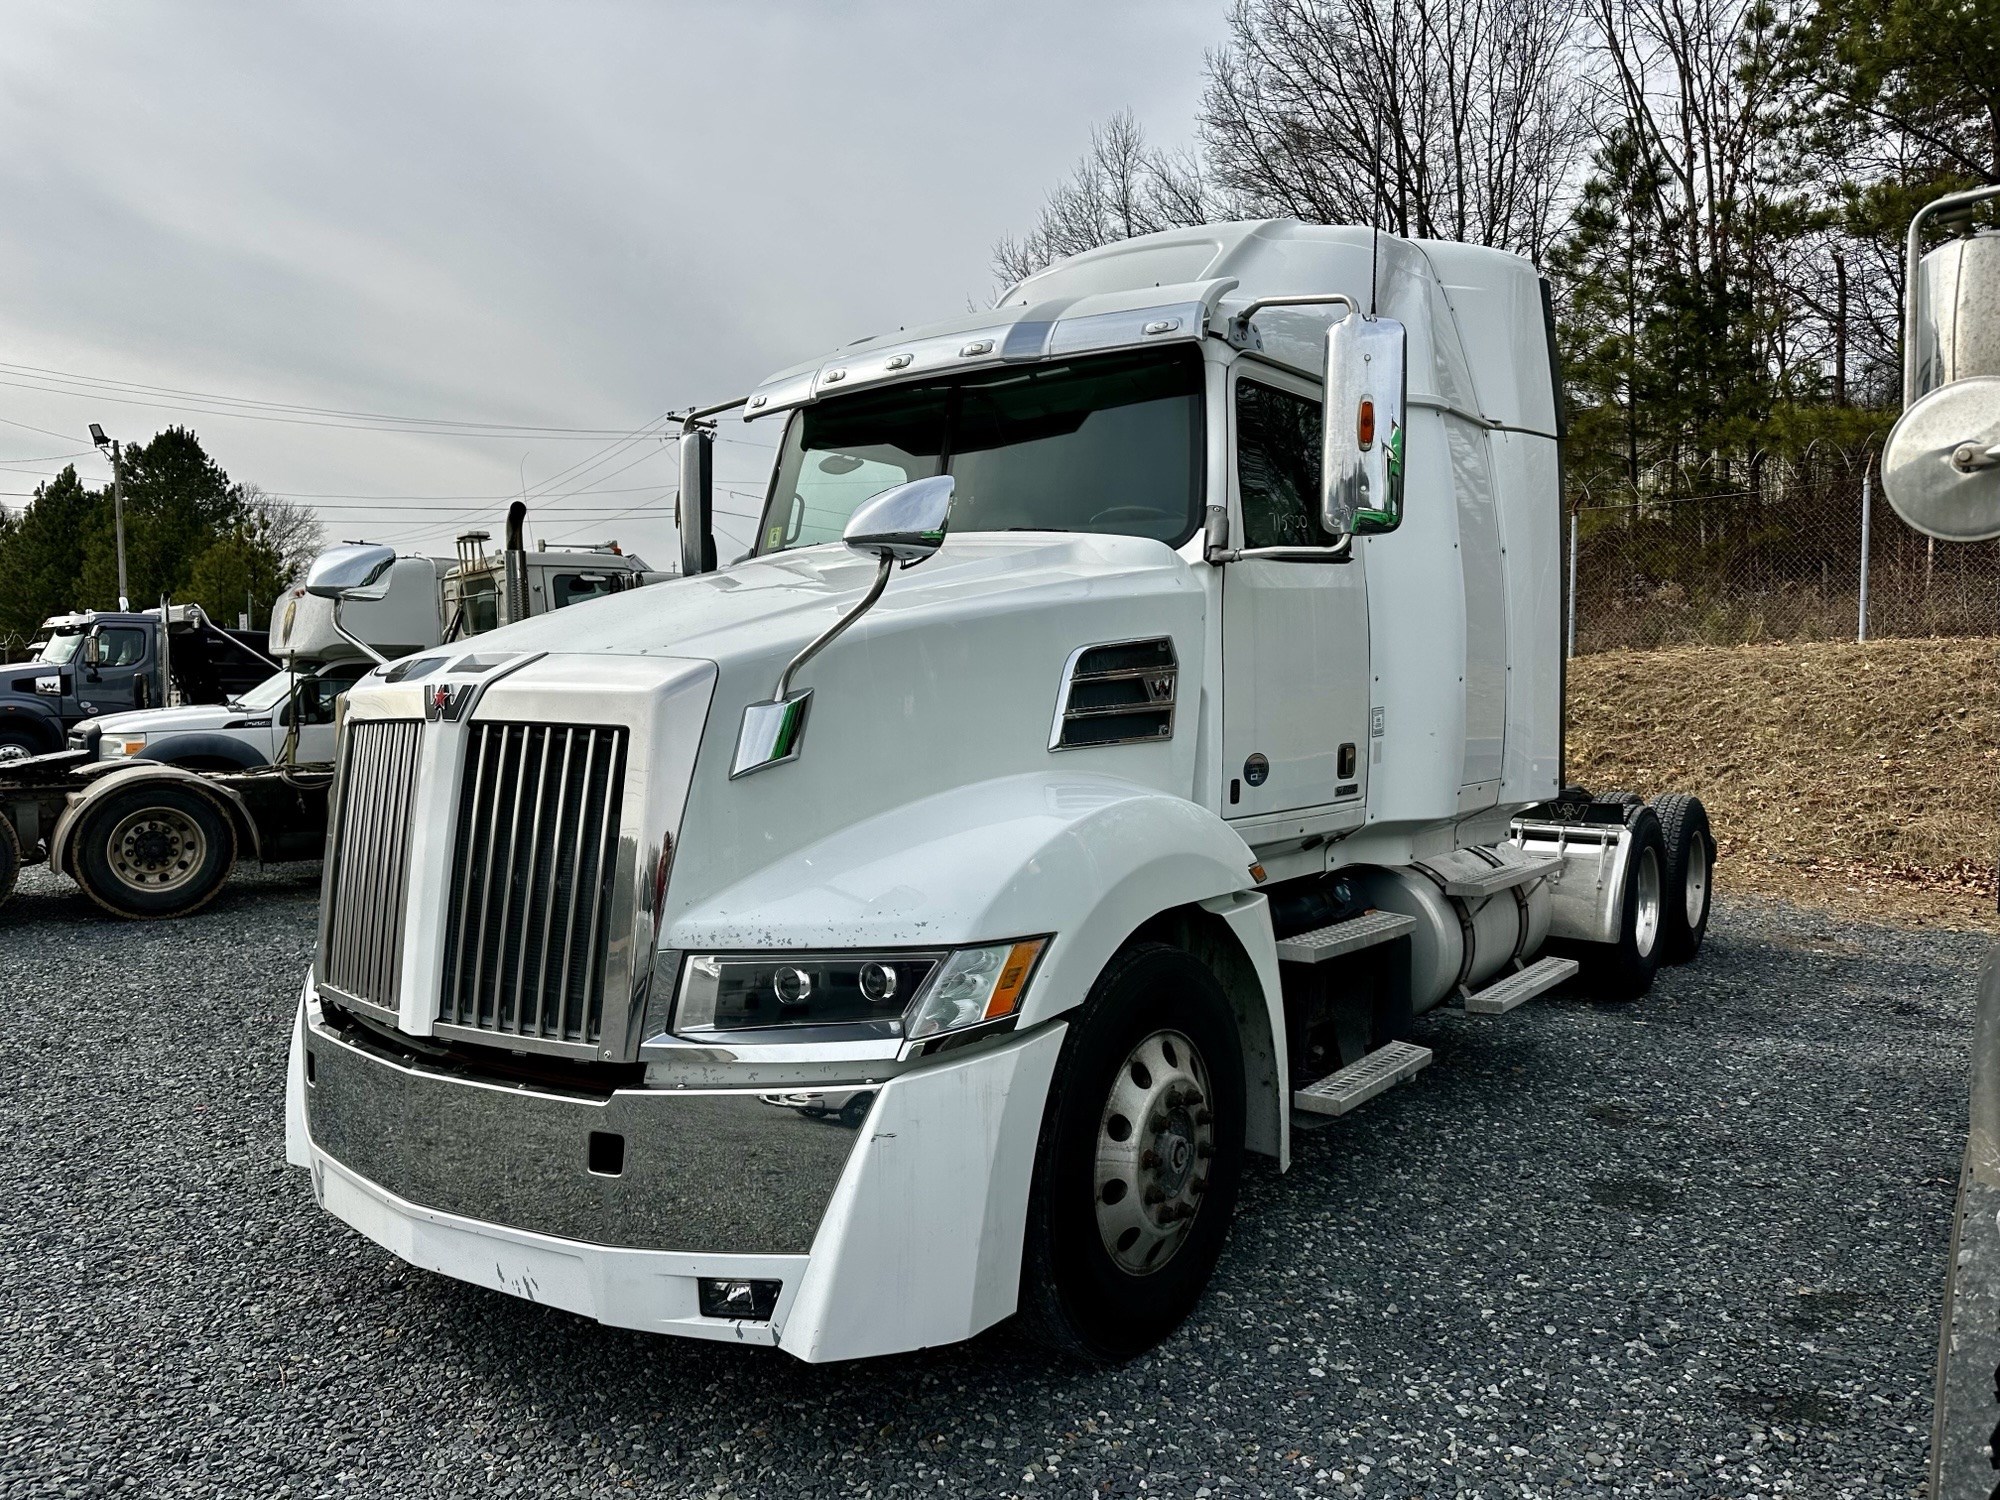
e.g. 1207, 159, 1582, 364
1567, 638, 2000, 932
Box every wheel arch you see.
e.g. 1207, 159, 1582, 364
49, 763, 262, 880
133, 732, 269, 771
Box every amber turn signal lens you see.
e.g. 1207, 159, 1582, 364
983, 939, 1046, 1022
1357, 397, 1376, 448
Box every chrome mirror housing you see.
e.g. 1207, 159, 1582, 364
306, 542, 398, 601
1322, 315, 1408, 539
733, 476, 955, 778
841, 473, 954, 567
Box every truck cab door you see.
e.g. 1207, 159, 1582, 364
74, 625, 152, 717
1221, 368, 1371, 820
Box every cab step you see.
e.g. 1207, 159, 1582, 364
1291, 1039, 1432, 1118
1461, 954, 1578, 1015
1274, 909, 1417, 965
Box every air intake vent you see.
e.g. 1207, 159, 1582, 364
1051, 637, 1178, 751
438, 721, 628, 1054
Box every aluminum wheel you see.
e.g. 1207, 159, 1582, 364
1684, 832, 1711, 927
105, 805, 208, 892
1632, 844, 1662, 959
0, 742, 30, 764
1093, 1028, 1214, 1276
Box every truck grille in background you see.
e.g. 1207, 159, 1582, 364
1053, 638, 1178, 749
320, 718, 425, 1011
439, 722, 628, 1049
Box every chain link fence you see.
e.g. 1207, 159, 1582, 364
1566, 472, 2000, 654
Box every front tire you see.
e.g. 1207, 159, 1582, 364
71, 782, 237, 919
1016, 941, 1245, 1363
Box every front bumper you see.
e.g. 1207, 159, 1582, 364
287, 985, 1066, 1360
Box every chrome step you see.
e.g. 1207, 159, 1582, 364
1274, 909, 1417, 965
1291, 1040, 1433, 1118
1462, 954, 1578, 1015
1438, 849, 1565, 899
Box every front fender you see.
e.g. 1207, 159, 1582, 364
134, 731, 269, 769
0, 697, 65, 753
48, 762, 262, 878
663, 771, 1261, 1032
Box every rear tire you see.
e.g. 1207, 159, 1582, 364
0, 727, 44, 764
1594, 789, 1643, 810
1651, 793, 1713, 963
1574, 806, 1667, 1001
72, 782, 237, 919
1016, 942, 1246, 1363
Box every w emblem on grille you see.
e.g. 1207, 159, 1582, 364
1147, 674, 1176, 702
425, 684, 473, 722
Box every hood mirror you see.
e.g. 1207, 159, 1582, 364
734, 475, 955, 778
306, 542, 398, 602
303, 541, 398, 665
840, 473, 954, 567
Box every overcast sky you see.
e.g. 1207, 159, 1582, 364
0, 1, 1221, 568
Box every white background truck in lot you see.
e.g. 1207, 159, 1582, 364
288, 219, 1714, 1363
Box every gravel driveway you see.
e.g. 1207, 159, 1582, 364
0, 863, 1983, 1499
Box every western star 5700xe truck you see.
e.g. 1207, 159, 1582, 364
287, 219, 1713, 1363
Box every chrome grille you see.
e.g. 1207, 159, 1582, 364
439, 722, 628, 1049
320, 718, 425, 1011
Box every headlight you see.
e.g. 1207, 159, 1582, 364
99, 733, 147, 760
673, 938, 1047, 1042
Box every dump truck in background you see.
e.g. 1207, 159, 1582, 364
289, 218, 1715, 1364
0, 515, 664, 916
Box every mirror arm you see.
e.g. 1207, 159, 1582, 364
772, 554, 892, 702
1230, 292, 1357, 346
330, 599, 389, 667
1207, 539, 1354, 565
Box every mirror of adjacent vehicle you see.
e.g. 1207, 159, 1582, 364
678, 427, 715, 577
306, 542, 398, 601
81, 632, 101, 668
1322, 315, 1408, 539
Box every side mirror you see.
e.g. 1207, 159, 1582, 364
1322, 315, 1408, 539
841, 473, 954, 566
306, 542, 398, 601
81, 633, 101, 667
678, 428, 716, 577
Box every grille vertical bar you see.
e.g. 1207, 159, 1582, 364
439, 721, 628, 1049
319, 718, 425, 1011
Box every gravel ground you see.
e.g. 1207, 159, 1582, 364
0, 861, 1985, 1499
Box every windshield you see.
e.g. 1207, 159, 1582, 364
232, 671, 297, 711
36, 632, 83, 664
755, 348, 1204, 556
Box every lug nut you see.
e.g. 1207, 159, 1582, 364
1194, 1109, 1213, 1126
1143, 1186, 1166, 1206
1139, 1148, 1161, 1170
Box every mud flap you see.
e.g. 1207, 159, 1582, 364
1930, 943, 2000, 1499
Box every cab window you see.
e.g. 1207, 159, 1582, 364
552, 572, 622, 609
94, 628, 148, 668
1235, 378, 1323, 550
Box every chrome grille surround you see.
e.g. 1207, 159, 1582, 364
317, 717, 425, 1021
436, 721, 629, 1051
313, 654, 716, 1065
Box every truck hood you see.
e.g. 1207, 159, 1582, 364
396, 532, 1199, 675
89, 703, 241, 735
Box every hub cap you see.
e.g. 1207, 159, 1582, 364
0, 743, 28, 764
1685, 833, 1711, 926
1632, 845, 1662, 958
106, 807, 207, 892
1094, 1028, 1214, 1276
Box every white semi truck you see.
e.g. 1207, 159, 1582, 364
286, 219, 1713, 1363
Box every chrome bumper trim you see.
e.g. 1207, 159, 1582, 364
303, 1012, 867, 1255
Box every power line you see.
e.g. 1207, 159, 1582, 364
0, 360, 659, 438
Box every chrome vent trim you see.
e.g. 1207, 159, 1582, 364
319, 718, 425, 1018
437, 721, 628, 1055
1049, 637, 1178, 751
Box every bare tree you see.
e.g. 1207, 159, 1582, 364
992, 111, 1227, 286
1201, 0, 1598, 262
235, 483, 324, 579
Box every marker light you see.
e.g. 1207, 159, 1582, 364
904, 939, 1047, 1040
1357, 397, 1377, 449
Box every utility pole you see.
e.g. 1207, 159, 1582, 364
89, 424, 130, 610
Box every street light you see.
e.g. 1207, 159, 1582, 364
90, 424, 130, 611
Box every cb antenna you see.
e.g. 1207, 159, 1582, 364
1368, 112, 1384, 315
